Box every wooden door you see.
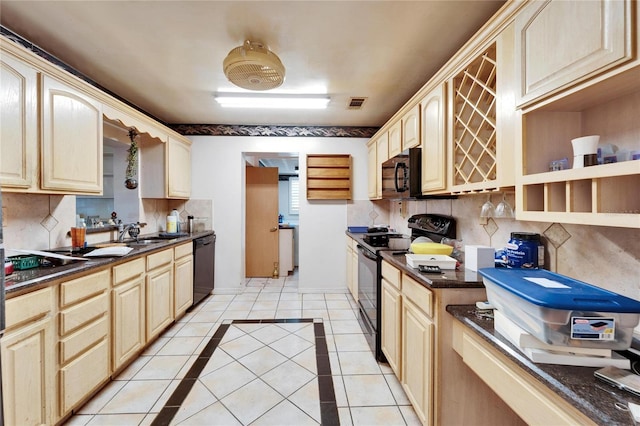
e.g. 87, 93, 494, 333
421, 83, 446, 192
246, 166, 279, 277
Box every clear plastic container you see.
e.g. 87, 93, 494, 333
480, 268, 640, 350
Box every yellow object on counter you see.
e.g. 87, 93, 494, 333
409, 242, 454, 255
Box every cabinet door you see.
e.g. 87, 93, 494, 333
174, 255, 193, 318
112, 276, 146, 371
167, 136, 191, 199
41, 75, 102, 193
376, 133, 389, 198
350, 244, 358, 301
402, 104, 420, 150
367, 142, 377, 199
388, 121, 402, 158
146, 264, 174, 340
402, 299, 434, 425
421, 83, 446, 192
381, 279, 402, 378
345, 243, 353, 296
515, 0, 632, 106
1, 317, 54, 426
0, 53, 38, 189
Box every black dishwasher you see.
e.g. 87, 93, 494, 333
192, 232, 215, 307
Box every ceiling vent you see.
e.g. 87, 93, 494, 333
223, 40, 285, 91
347, 97, 367, 109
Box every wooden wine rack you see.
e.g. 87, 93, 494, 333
306, 154, 352, 200
452, 44, 497, 191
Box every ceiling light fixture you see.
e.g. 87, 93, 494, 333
214, 93, 330, 109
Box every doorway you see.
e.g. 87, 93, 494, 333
244, 153, 300, 280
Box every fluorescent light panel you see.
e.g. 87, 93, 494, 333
214, 93, 330, 109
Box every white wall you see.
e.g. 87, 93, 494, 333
190, 136, 369, 293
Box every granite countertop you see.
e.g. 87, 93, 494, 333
447, 305, 640, 425
379, 250, 485, 289
5, 231, 215, 297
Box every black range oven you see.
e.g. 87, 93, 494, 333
356, 234, 410, 362
356, 214, 456, 362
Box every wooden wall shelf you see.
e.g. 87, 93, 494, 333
306, 154, 352, 200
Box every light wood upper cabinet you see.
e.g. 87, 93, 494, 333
41, 75, 103, 193
388, 121, 402, 158
401, 104, 420, 150
167, 136, 192, 198
515, 0, 633, 107
0, 52, 38, 190
375, 132, 389, 199
421, 83, 446, 193
367, 140, 377, 199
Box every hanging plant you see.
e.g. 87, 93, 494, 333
125, 128, 139, 189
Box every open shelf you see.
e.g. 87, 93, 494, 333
306, 154, 352, 200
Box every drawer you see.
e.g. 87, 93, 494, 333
174, 242, 193, 260
60, 269, 110, 307
59, 316, 109, 364
381, 260, 401, 290
5, 287, 53, 329
59, 338, 110, 415
113, 257, 145, 286
59, 292, 109, 336
402, 274, 433, 318
146, 248, 173, 271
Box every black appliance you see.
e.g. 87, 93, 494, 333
381, 147, 422, 199
357, 214, 456, 362
192, 232, 216, 308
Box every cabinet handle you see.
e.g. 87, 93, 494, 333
270, 227, 278, 232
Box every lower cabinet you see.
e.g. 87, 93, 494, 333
381, 278, 402, 376
57, 269, 111, 418
1, 287, 55, 426
112, 258, 146, 372
146, 248, 175, 341
402, 297, 434, 424
174, 242, 194, 318
345, 236, 359, 301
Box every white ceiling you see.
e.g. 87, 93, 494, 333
1, 0, 505, 128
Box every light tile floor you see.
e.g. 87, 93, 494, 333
64, 271, 420, 425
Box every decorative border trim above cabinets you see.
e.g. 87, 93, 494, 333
168, 123, 379, 138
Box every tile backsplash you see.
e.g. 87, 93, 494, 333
2, 193, 213, 249
347, 194, 639, 302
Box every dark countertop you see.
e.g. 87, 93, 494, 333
5, 231, 215, 297
447, 305, 640, 425
346, 230, 484, 289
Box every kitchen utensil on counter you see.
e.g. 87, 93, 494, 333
70, 227, 86, 249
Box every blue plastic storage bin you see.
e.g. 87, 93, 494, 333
479, 268, 640, 350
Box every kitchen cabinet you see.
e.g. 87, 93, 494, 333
112, 258, 146, 372
279, 228, 294, 277
380, 260, 402, 378
140, 135, 192, 200
306, 154, 352, 200
41, 75, 103, 194
401, 275, 434, 425
146, 248, 175, 340
515, 0, 633, 107
452, 320, 595, 425
388, 120, 402, 158
174, 242, 194, 317
0, 51, 38, 190
1, 287, 55, 426
345, 236, 358, 301
58, 269, 110, 418
367, 141, 377, 199
420, 83, 446, 193
401, 104, 420, 150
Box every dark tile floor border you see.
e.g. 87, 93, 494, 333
151, 318, 338, 426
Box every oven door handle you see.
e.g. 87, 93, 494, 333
357, 245, 378, 261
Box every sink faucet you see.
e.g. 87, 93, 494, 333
118, 222, 141, 242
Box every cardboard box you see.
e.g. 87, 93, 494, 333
465, 245, 494, 271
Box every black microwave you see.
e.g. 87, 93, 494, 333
381, 147, 422, 199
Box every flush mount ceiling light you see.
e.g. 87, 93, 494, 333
223, 40, 286, 91
214, 93, 330, 109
